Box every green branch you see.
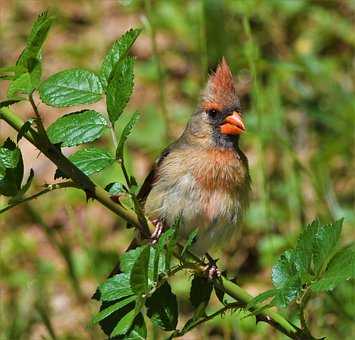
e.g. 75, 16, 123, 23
0, 182, 75, 214
0, 106, 152, 239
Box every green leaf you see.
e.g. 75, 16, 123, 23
111, 307, 136, 337
130, 246, 150, 295
98, 301, 135, 336
271, 250, 303, 307
47, 110, 108, 147
116, 111, 140, 160
0, 147, 20, 168
120, 247, 145, 274
100, 28, 142, 89
312, 219, 343, 275
39, 69, 103, 107
67, 148, 114, 176
148, 247, 166, 284
106, 57, 134, 124
99, 273, 134, 301
0, 139, 24, 196
124, 313, 147, 340
17, 11, 53, 70
146, 282, 178, 331
181, 228, 199, 256
7, 73, 32, 98
105, 182, 125, 195
190, 275, 213, 309
311, 244, 355, 292
92, 295, 136, 324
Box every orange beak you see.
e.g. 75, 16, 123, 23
220, 111, 245, 135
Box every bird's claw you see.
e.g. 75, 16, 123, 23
150, 219, 164, 244
204, 253, 221, 280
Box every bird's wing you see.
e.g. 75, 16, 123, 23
136, 146, 171, 204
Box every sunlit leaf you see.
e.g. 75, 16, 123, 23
67, 148, 114, 176
311, 244, 355, 292
106, 57, 134, 124
39, 69, 103, 107
47, 110, 108, 147
100, 28, 142, 89
99, 273, 134, 302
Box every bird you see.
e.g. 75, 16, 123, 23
138, 58, 251, 257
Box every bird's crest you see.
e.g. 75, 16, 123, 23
201, 58, 239, 111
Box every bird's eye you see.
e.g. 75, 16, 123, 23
207, 109, 219, 118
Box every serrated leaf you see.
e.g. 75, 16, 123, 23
105, 182, 125, 195
98, 301, 135, 336
100, 28, 142, 89
120, 247, 145, 274
130, 246, 150, 295
67, 148, 114, 176
0, 139, 24, 196
124, 313, 147, 340
311, 244, 355, 292
7, 73, 32, 98
271, 250, 303, 307
148, 247, 166, 284
190, 275, 213, 309
17, 11, 53, 71
92, 295, 136, 324
111, 307, 136, 337
181, 228, 199, 256
47, 110, 108, 147
312, 219, 343, 275
39, 69, 103, 107
99, 273, 134, 302
106, 57, 134, 124
146, 282, 178, 331
0, 147, 20, 168
116, 111, 140, 160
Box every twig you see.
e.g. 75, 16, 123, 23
172, 302, 241, 338
0, 182, 76, 214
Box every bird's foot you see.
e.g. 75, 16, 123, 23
150, 219, 165, 244
204, 253, 221, 280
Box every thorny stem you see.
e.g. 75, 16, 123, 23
1, 105, 312, 340
171, 302, 241, 338
0, 182, 76, 214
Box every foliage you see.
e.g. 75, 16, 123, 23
0, 3, 354, 340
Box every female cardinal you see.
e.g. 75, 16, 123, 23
138, 58, 251, 255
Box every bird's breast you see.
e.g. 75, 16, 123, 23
144, 146, 250, 252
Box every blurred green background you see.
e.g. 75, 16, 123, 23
0, 0, 354, 339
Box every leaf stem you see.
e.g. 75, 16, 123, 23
172, 302, 241, 338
